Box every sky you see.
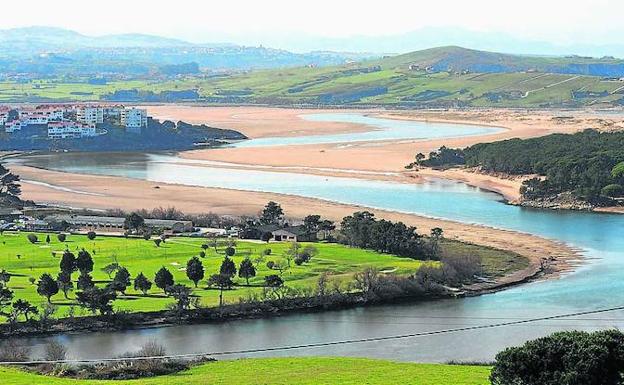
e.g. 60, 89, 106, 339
4, 0, 624, 52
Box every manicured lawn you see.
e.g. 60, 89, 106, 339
0, 232, 429, 316
0, 357, 491, 385
0, 231, 525, 319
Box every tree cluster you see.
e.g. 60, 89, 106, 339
419, 130, 624, 203
339, 212, 439, 259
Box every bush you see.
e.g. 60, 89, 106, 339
87, 231, 97, 240
27, 234, 38, 244
57, 233, 67, 242
491, 330, 624, 385
601, 183, 624, 198
0, 339, 30, 362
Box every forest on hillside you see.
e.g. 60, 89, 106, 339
417, 129, 624, 205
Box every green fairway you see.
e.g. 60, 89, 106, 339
0, 231, 525, 318
0, 357, 491, 385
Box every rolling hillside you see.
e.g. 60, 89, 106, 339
2, 46, 624, 107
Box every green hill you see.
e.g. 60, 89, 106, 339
3, 46, 624, 107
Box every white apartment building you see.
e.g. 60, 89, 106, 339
0, 113, 7, 125
47, 121, 96, 139
5, 120, 23, 133
120, 108, 148, 130
76, 107, 104, 125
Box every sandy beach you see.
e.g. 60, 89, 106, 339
147, 105, 619, 201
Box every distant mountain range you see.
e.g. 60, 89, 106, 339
0, 27, 376, 74
224, 27, 624, 58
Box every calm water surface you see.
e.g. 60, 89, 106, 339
232, 112, 503, 147
10, 113, 624, 362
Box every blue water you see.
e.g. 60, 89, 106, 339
231, 112, 504, 147
10, 112, 624, 362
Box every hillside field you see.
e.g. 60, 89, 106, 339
0, 231, 526, 318
2, 47, 624, 107
0, 357, 491, 385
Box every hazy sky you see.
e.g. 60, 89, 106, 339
4, 0, 623, 46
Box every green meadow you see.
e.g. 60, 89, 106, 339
0, 357, 491, 385
0, 231, 526, 317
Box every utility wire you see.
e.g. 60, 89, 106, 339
2, 305, 624, 366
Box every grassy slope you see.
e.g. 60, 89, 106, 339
0, 357, 491, 385
0, 232, 526, 318
1, 47, 623, 107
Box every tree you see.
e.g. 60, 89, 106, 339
134, 272, 152, 295
57, 233, 67, 242
154, 267, 174, 293
45, 235, 50, 244
26, 234, 38, 244
56, 271, 73, 299
219, 256, 237, 278
186, 257, 204, 288
303, 215, 322, 233
124, 212, 145, 232
259, 201, 283, 225
207, 274, 233, 307
0, 164, 21, 201
76, 249, 94, 274
11, 299, 37, 322
284, 242, 300, 267
154, 239, 162, 247
59, 250, 76, 275
101, 263, 119, 279
87, 231, 97, 240
77, 272, 94, 291
168, 284, 193, 311
491, 330, 624, 385
238, 257, 256, 285
37, 273, 59, 303
225, 246, 235, 256
76, 287, 116, 315
295, 245, 317, 265
0, 285, 13, 314
109, 267, 131, 294
601, 184, 624, 198
264, 274, 284, 288
415, 152, 426, 165
260, 231, 273, 243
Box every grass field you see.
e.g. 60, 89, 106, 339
0, 357, 491, 385
0, 232, 526, 318
2, 47, 623, 107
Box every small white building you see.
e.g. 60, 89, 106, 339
48, 121, 96, 139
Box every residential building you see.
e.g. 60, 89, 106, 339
120, 108, 148, 131
272, 226, 317, 242
47, 121, 96, 139
5, 120, 23, 133
76, 107, 104, 125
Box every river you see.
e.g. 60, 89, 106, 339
9, 112, 624, 363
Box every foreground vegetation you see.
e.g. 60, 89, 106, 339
418, 130, 624, 206
0, 357, 491, 385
